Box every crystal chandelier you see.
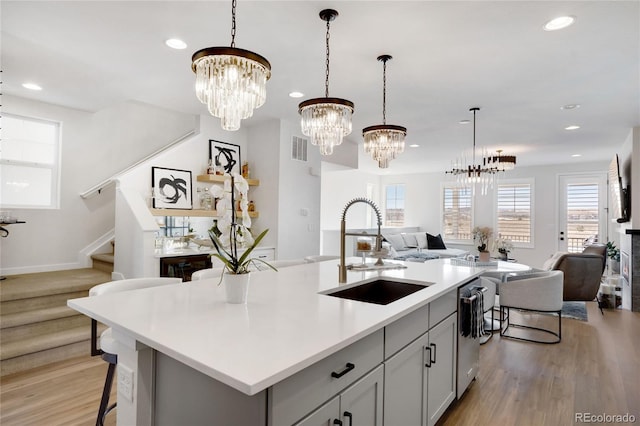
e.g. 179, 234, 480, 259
446, 107, 499, 195
298, 9, 354, 156
363, 55, 406, 169
485, 149, 517, 171
191, 0, 271, 131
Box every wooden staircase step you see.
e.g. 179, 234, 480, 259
2, 312, 91, 343
91, 253, 114, 273
1, 306, 81, 329
0, 268, 111, 302
0, 291, 89, 315
0, 340, 92, 377
1, 325, 95, 361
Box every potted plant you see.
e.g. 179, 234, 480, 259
208, 173, 274, 303
606, 241, 620, 275
472, 226, 493, 261
494, 237, 514, 261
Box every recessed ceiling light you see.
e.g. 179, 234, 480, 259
409, 144, 420, 148
289, 91, 304, 98
565, 125, 580, 130
561, 104, 581, 110
165, 38, 187, 49
544, 16, 576, 31
459, 119, 470, 125
572, 154, 582, 157
22, 83, 42, 91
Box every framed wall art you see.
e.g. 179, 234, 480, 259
152, 166, 193, 209
209, 140, 241, 175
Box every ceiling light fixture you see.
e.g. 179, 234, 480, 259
298, 9, 354, 156
289, 91, 304, 98
485, 149, 517, 171
191, 0, 271, 131
409, 144, 420, 148
544, 16, 576, 31
561, 103, 580, 110
446, 107, 501, 195
22, 83, 42, 91
363, 55, 406, 169
565, 125, 580, 130
166, 38, 187, 49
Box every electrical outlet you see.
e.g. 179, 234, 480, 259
117, 364, 134, 402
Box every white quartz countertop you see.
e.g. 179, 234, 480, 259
68, 258, 488, 395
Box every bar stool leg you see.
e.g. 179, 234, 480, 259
97, 361, 116, 426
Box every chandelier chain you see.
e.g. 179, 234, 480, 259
325, 19, 331, 98
230, 0, 237, 48
382, 60, 387, 124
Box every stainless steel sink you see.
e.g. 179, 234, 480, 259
322, 279, 431, 305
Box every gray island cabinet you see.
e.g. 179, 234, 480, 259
68, 259, 479, 425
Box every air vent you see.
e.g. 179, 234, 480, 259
291, 136, 308, 162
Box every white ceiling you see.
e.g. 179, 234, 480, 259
2, 1, 639, 174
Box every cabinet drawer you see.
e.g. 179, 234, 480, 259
269, 329, 384, 426
429, 288, 457, 328
384, 303, 429, 359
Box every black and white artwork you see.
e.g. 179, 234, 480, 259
152, 167, 193, 209
209, 140, 241, 175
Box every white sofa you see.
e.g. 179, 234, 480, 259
382, 231, 469, 261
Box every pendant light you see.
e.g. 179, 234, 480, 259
191, 0, 271, 131
446, 107, 498, 195
298, 9, 354, 156
362, 55, 407, 168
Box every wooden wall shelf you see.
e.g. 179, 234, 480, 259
150, 209, 259, 218
196, 175, 260, 186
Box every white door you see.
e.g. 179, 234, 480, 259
558, 174, 607, 252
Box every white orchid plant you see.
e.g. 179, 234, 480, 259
493, 237, 514, 254
208, 173, 274, 275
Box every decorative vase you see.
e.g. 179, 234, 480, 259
223, 272, 250, 304
499, 251, 508, 261
479, 251, 490, 262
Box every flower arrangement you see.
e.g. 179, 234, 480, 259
494, 237, 514, 255
208, 173, 273, 275
472, 226, 493, 252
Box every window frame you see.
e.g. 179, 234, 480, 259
0, 112, 62, 209
383, 183, 405, 227
440, 183, 474, 245
493, 178, 535, 249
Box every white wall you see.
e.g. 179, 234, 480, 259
275, 120, 322, 259
1, 96, 114, 274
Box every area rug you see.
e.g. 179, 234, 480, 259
560, 301, 588, 321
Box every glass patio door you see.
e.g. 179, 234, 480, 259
558, 174, 607, 252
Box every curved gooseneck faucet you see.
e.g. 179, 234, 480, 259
339, 198, 384, 283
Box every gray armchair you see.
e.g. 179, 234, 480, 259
542, 244, 606, 302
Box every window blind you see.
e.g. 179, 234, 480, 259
496, 183, 532, 243
442, 186, 472, 240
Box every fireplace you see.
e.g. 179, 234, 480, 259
624, 229, 640, 312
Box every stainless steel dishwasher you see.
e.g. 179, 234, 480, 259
456, 277, 486, 398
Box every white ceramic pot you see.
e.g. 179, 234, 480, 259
478, 251, 490, 262
223, 272, 250, 304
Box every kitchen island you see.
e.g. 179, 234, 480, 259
68, 258, 485, 425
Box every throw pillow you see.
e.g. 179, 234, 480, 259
383, 234, 406, 251
426, 233, 447, 250
401, 233, 419, 248
413, 232, 428, 249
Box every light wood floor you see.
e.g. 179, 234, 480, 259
1, 302, 638, 426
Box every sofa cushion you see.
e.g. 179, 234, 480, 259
401, 233, 419, 248
383, 234, 406, 251
427, 233, 447, 250
414, 233, 428, 249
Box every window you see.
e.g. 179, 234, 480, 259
442, 185, 472, 241
495, 181, 533, 246
385, 184, 405, 226
0, 113, 61, 208
565, 182, 599, 252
